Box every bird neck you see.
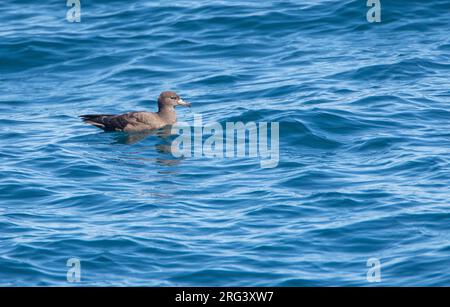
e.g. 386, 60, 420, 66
157, 105, 177, 124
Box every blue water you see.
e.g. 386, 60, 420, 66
1, 0, 450, 286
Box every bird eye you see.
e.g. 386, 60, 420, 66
171, 96, 178, 100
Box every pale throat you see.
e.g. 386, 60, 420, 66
157, 105, 177, 124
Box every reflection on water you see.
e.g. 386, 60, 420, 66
111, 125, 184, 167
112, 126, 174, 145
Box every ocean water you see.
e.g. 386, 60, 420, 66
1, 0, 450, 286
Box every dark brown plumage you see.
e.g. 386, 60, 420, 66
80, 91, 190, 132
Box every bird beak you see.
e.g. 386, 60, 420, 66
177, 98, 191, 107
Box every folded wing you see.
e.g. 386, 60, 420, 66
80, 114, 131, 131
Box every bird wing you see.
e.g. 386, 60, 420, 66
80, 112, 160, 131
80, 113, 132, 131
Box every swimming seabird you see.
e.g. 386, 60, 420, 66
80, 91, 191, 132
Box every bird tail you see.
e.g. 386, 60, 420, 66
80, 114, 115, 129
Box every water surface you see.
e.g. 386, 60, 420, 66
1, 0, 450, 286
